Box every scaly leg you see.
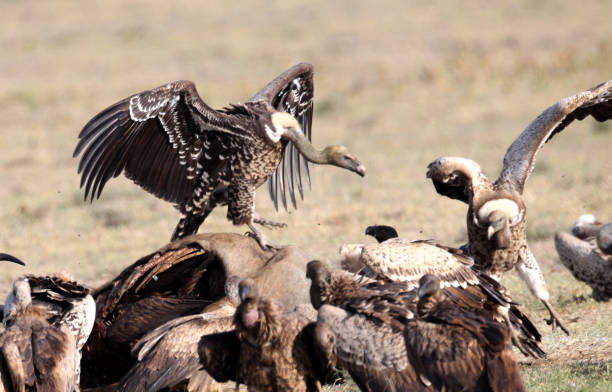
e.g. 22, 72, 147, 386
246, 218, 280, 250
253, 212, 287, 229
516, 248, 569, 335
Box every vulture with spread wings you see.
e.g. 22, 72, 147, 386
73, 63, 365, 248
427, 80, 612, 334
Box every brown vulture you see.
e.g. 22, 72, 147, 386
0, 255, 96, 392
73, 62, 365, 248
426, 80, 612, 334
198, 278, 334, 392
555, 214, 612, 301
340, 227, 544, 358
406, 274, 526, 392
307, 261, 527, 391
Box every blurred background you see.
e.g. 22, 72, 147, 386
1, 1, 611, 389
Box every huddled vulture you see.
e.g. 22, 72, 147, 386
307, 261, 526, 391
0, 254, 95, 392
555, 214, 612, 301
82, 232, 315, 390
426, 79, 612, 334
198, 278, 333, 392
73, 62, 365, 248
340, 225, 544, 358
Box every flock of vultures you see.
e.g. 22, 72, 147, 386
1, 63, 611, 392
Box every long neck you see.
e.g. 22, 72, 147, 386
284, 129, 329, 164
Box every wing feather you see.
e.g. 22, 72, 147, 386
498, 80, 612, 192
252, 63, 314, 211
74, 80, 239, 204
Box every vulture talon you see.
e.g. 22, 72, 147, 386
542, 300, 569, 335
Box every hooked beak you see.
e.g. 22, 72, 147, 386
353, 161, 366, 177
0, 253, 25, 266
487, 225, 497, 240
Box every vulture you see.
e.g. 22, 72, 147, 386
73, 62, 366, 248
307, 261, 526, 392
82, 232, 315, 390
554, 215, 612, 301
406, 274, 526, 392
340, 226, 544, 358
426, 79, 612, 334
198, 278, 334, 392
0, 254, 96, 392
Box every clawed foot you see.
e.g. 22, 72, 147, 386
542, 300, 570, 335
253, 214, 287, 230
244, 231, 281, 250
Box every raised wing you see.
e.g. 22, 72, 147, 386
498, 80, 612, 192
251, 63, 314, 211
73, 80, 245, 204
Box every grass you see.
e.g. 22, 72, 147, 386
1, 1, 611, 390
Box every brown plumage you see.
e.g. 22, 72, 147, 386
308, 262, 526, 391
307, 260, 430, 392
73, 63, 365, 248
116, 276, 242, 392
83, 233, 315, 390
555, 215, 612, 301
339, 231, 544, 357
0, 269, 95, 392
406, 274, 526, 392
198, 279, 333, 392
426, 80, 612, 334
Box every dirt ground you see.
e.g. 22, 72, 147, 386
1, 1, 611, 390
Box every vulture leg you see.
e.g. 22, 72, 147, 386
171, 213, 207, 241
246, 219, 280, 250
516, 253, 569, 335
252, 212, 287, 229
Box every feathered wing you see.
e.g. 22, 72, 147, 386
117, 313, 234, 392
73, 80, 246, 204
405, 305, 525, 392
555, 231, 612, 300
498, 80, 612, 193
317, 305, 429, 392
360, 240, 479, 288
251, 63, 315, 211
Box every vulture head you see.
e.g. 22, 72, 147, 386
475, 199, 523, 249
365, 225, 399, 243
597, 223, 612, 255
306, 260, 330, 310
235, 278, 282, 345
3, 278, 32, 326
426, 157, 486, 203
321, 145, 366, 177
417, 274, 441, 318
237, 278, 259, 329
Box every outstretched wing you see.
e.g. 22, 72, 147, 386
73, 80, 246, 204
250, 63, 314, 211
498, 80, 612, 192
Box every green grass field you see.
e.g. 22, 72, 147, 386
1, 1, 611, 390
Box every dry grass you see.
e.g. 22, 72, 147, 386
1, 1, 611, 390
